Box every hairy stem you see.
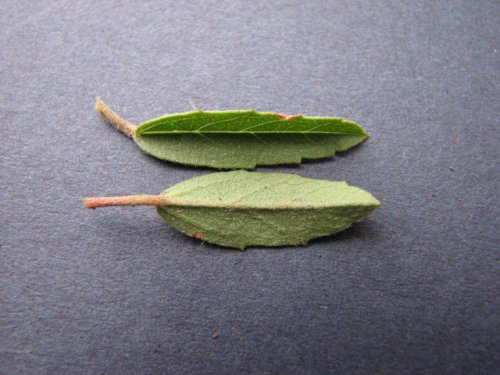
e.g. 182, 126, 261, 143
95, 97, 137, 137
84, 195, 168, 209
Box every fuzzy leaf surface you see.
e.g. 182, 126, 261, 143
157, 171, 380, 249
133, 110, 368, 169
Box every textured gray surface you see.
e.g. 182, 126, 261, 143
1, 1, 499, 374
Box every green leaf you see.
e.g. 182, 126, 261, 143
157, 171, 380, 249
134, 110, 368, 169
85, 171, 380, 249
95, 99, 369, 169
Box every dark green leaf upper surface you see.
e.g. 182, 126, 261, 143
136, 110, 367, 135
157, 171, 380, 249
133, 110, 368, 169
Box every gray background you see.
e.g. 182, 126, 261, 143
1, 1, 499, 374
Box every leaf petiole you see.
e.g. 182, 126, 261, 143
84, 195, 166, 209
95, 97, 137, 138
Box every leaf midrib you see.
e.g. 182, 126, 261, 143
136, 130, 365, 135
162, 197, 379, 209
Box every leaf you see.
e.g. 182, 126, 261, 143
96, 99, 368, 169
84, 171, 380, 249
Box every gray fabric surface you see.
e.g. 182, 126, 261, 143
1, 1, 499, 374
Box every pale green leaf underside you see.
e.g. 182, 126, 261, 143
133, 110, 368, 169
157, 171, 380, 249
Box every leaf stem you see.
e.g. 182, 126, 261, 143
95, 97, 137, 137
84, 195, 167, 209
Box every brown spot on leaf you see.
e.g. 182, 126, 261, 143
273, 113, 299, 121
193, 232, 204, 239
